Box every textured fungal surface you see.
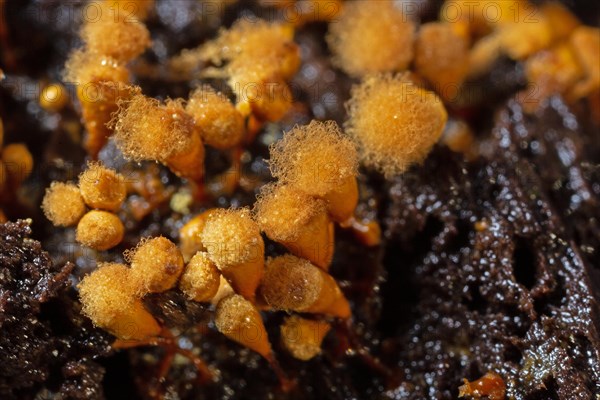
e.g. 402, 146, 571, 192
327, 1, 415, 77
268, 120, 358, 197
254, 183, 327, 242
112, 94, 195, 162
345, 74, 448, 177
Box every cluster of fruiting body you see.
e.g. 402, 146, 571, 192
82, 13, 302, 198
111, 84, 247, 183
77, 215, 293, 385
0, 118, 34, 204
79, 238, 208, 363
176, 207, 347, 368
172, 121, 372, 369
177, 204, 345, 368
112, 93, 204, 181
255, 120, 380, 266
442, 0, 599, 109
42, 162, 127, 251
327, 1, 469, 98
326, 0, 598, 116
78, 236, 217, 387
324, 2, 456, 163
184, 19, 301, 132
24, 0, 598, 397
64, 2, 151, 158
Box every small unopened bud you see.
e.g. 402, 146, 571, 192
215, 294, 272, 358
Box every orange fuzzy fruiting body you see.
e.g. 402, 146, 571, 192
78, 263, 161, 341
345, 74, 448, 178
79, 162, 127, 211
204, 19, 300, 81
268, 120, 359, 221
113, 94, 204, 180
179, 209, 215, 261
186, 86, 245, 149
1, 143, 33, 188
254, 184, 334, 270
415, 22, 470, 100
201, 19, 300, 121
113, 94, 193, 161
215, 294, 272, 358
76, 210, 124, 251
259, 255, 350, 318
64, 50, 131, 86
127, 237, 185, 294
280, 315, 331, 361
327, 1, 415, 77
80, 4, 151, 63
200, 208, 264, 300
42, 182, 87, 227
179, 252, 221, 302
64, 50, 136, 158
570, 26, 600, 99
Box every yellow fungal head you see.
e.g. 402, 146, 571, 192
327, 1, 415, 77
76, 210, 125, 251
127, 236, 185, 294
345, 74, 448, 177
42, 182, 87, 227
79, 162, 127, 212
268, 120, 358, 197
215, 294, 272, 358
112, 94, 196, 163
186, 86, 245, 149
80, 4, 151, 62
